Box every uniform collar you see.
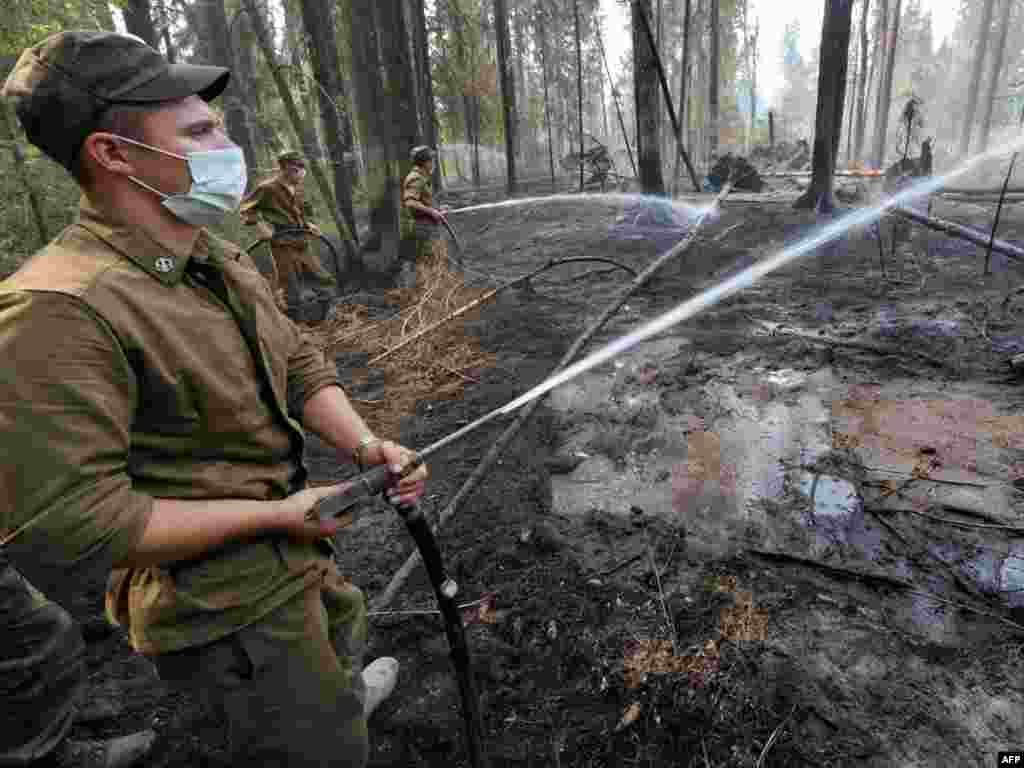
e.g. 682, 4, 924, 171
75, 195, 231, 285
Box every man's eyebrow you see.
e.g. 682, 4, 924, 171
182, 117, 222, 133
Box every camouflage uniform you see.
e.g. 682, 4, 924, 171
240, 172, 335, 306
1, 31, 371, 768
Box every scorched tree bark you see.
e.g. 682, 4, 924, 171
795, 0, 854, 211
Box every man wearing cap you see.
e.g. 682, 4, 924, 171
398, 145, 447, 288
0, 30, 427, 768
240, 149, 336, 310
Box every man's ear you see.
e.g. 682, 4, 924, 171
81, 132, 136, 177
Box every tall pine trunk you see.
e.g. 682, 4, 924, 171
514, 4, 530, 167
673, 0, 691, 193
870, 0, 900, 168
122, 0, 157, 48
795, 0, 853, 211
633, 0, 666, 194
298, 0, 358, 243
959, 0, 996, 158
347, 0, 391, 250
708, 0, 720, 160
235, 11, 278, 163
851, 0, 871, 163
978, 0, 1012, 153
412, 0, 442, 190
575, 0, 584, 192
346, 0, 418, 262
196, 0, 258, 179
495, 0, 518, 194
537, 1, 557, 187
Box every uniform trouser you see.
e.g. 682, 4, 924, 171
152, 574, 369, 768
399, 221, 447, 289
268, 242, 332, 305
0, 555, 85, 766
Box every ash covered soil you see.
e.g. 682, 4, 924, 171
64, 183, 1024, 767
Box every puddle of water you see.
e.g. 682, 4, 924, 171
796, 472, 882, 561
929, 541, 1024, 609
990, 333, 1024, 355
548, 348, 1024, 624
607, 198, 703, 245
876, 307, 962, 340
814, 302, 835, 323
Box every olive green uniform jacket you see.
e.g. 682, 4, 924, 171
240, 174, 315, 246
0, 197, 341, 655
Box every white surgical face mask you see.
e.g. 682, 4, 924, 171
116, 135, 248, 228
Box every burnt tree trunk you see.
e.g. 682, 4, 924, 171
347, 0, 391, 250
708, 0, 720, 160
282, 2, 323, 161
196, 0, 258, 180
978, 0, 1012, 153
412, 0, 442, 190
851, 0, 871, 163
298, 0, 358, 243
537, 0, 557, 187
346, 0, 418, 263
235, 10, 278, 162
633, 0, 666, 195
513, 3, 529, 165
673, 0, 691, 192
794, 0, 854, 211
122, 0, 157, 48
870, 0, 900, 168
575, 0, 585, 192
959, 0, 996, 157
495, 0, 518, 194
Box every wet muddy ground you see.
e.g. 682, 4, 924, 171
61, 178, 1024, 766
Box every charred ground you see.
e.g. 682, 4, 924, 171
62, 183, 1024, 767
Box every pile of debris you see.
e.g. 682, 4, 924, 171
749, 139, 810, 171
706, 153, 764, 192
316, 250, 497, 438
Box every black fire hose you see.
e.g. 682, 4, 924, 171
244, 227, 344, 283
312, 463, 487, 767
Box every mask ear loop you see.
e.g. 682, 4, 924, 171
112, 134, 188, 162
112, 135, 194, 197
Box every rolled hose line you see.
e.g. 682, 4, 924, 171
244, 226, 344, 274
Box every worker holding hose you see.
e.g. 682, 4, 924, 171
0, 31, 427, 768
399, 145, 448, 288
240, 149, 336, 310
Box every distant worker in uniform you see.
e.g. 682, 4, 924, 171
240, 149, 335, 308
399, 145, 448, 288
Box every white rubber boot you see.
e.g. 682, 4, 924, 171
362, 657, 399, 719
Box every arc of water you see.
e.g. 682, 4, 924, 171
493, 138, 1024, 419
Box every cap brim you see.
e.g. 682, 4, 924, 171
117, 62, 230, 105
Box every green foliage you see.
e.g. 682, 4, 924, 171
0, 145, 79, 279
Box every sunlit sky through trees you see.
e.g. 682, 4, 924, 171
598, 0, 958, 109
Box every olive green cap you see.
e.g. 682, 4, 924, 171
278, 150, 306, 166
2, 30, 230, 171
410, 145, 435, 163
